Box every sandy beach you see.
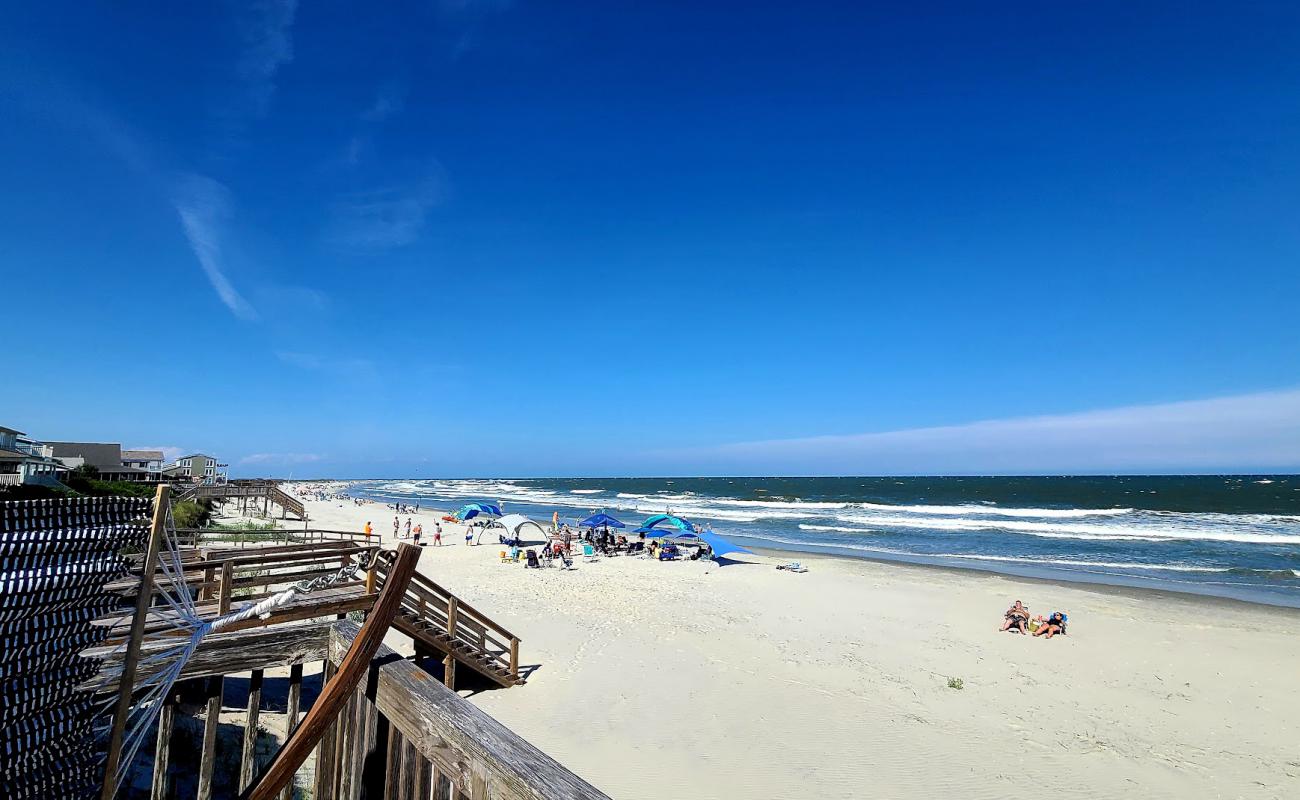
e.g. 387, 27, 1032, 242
230, 486, 1300, 799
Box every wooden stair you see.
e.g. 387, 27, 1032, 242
373, 553, 524, 690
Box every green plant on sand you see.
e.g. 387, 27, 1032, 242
947, 677, 964, 690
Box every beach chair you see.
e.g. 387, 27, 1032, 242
525, 549, 541, 568
582, 543, 597, 562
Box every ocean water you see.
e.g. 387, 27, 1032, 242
351, 476, 1300, 607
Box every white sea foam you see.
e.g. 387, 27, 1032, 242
931, 553, 1231, 573
854, 502, 1132, 518
569, 489, 603, 494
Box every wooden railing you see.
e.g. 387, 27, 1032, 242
374, 552, 524, 688
90, 621, 601, 800
187, 482, 307, 519
173, 527, 373, 547
322, 621, 606, 800
0, 473, 22, 486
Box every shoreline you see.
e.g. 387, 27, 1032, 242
345, 480, 1300, 610
747, 545, 1300, 615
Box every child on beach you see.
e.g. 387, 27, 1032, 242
465, 527, 473, 546
364, 521, 372, 541
434, 523, 442, 545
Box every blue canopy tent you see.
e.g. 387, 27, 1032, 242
640, 513, 696, 533
453, 502, 503, 521
577, 512, 625, 529
650, 527, 752, 561
698, 530, 753, 559
638, 527, 697, 538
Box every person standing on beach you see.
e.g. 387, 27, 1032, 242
412, 523, 422, 546
464, 526, 474, 546
434, 523, 442, 546
393, 516, 400, 538
404, 517, 412, 537
364, 520, 372, 542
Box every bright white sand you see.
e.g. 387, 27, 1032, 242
234, 486, 1300, 799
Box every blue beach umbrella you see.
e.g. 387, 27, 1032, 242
578, 512, 625, 529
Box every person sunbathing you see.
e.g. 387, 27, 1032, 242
1033, 611, 1067, 639
1000, 601, 1030, 634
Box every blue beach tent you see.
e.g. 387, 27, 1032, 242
577, 512, 625, 529
453, 502, 503, 521
640, 513, 696, 533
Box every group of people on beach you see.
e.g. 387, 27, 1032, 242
361, 516, 444, 546
1000, 600, 1067, 639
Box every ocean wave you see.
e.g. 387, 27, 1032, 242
799, 524, 877, 533
854, 502, 1132, 518
569, 489, 603, 494
837, 512, 1300, 545
930, 553, 1232, 573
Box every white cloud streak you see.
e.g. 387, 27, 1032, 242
672, 388, 1300, 475
328, 167, 444, 248
240, 452, 325, 465
173, 173, 257, 320
235, 0, 298, 115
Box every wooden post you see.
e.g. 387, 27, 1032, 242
314, 660, 338, 800
509, 637, 520, 679
279, 663, 303, 800
446, 597, 459, 639
239, 544, 422, 800
100, 483, 170, 800
197, 561, 234, 800
443, 653, 456, 692
149, 691, 177, 800
383, 727, 404, 800
239, 669, 265, 791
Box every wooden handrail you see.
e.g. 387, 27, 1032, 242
238, 543, 422, 800
374, 556, 521, 643
325, 621, 608, 799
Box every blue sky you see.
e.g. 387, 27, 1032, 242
2, 1, 1298, 477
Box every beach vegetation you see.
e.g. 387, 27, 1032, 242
172, 500, 210, 528
947, 677, 964, 690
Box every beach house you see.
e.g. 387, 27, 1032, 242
0, 426, 66, 486
162, 453, 228, 485
121, 448, 165, 475
48, 440, 158, 482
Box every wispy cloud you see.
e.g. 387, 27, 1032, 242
327, 166, 445, 248
240, 452, 325, 465
360, 84, 405, 123
234, 0, 298, 115
173, 173, 257, 319
670, 388, 1300, 475
275, 350, 375, 378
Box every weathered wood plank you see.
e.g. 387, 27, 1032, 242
197, 561, 235, 800
384, 726, 404, 800
240, 669, 265, 791
315, 659, 338, 800
328, 622, 610, 800
89, 620, 333, 693
278, 661, 305, 800
99, 483, 170, 800
149, 690, 177, 800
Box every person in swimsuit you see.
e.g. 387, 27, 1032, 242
1034, 611, 1066, 639
412, 523, 423, 545
1000, 600, 1030, 634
